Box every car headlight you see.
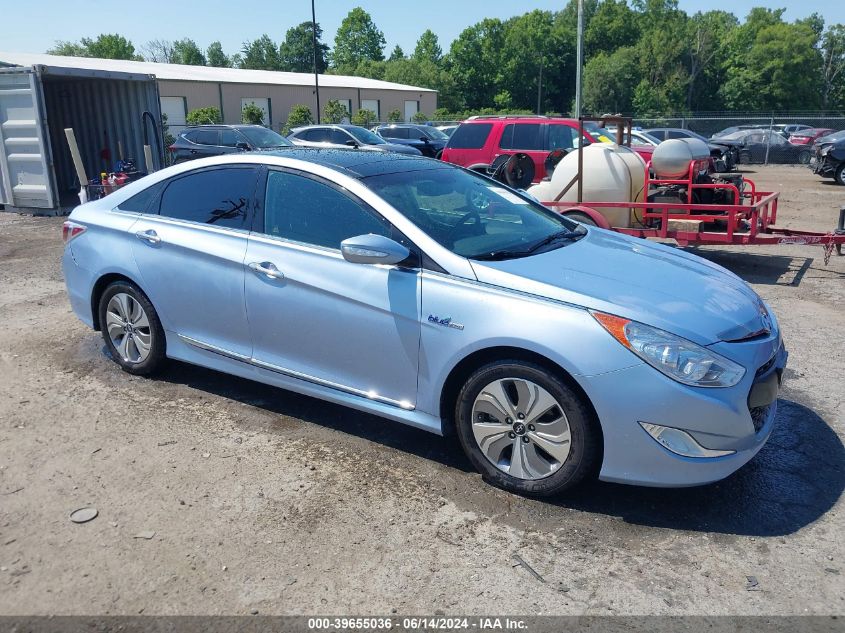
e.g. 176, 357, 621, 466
592, 312, 746, 387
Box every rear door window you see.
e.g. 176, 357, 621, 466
499, 124, 543, 150
158, 167, 258, 230
220, 129, 240, 147
192, 129, 219, 146
329, 129, 352, 144
447, 123, 492, 149
302, 128, 329, 142
548, 125, 575, 150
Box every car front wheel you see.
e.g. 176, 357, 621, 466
98, 281, 166, 375
455, 361, 600, 496
835, 163, 845, 186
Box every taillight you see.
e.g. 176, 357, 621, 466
62, 221, 86, 244
168, 144, 177, 153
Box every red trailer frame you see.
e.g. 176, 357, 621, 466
543, 154, 845, 258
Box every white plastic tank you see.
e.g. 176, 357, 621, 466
652, 138, 710, 178
528, 144, 646, 228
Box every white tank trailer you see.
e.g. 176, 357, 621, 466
527, 144, 646, 228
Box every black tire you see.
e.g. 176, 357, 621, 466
564, 211, 599, 227
835, 163, 845, 186
435, 149, 444, 160
454, 361, 600, 497
798, 150, 812, 165
97, 281, 166, 375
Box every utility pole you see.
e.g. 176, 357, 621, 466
574, 0, 584, 118
536, 56, 544, 115
311, 0, 321, 123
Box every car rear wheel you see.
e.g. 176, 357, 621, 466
455, 361, 599, 496
98, 281, 166, 375
798, 150, 812, 165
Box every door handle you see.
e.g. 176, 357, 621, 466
135, 229, 160, 244
248, 261, 285, 280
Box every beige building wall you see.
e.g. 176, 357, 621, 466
157, 79, 437, 129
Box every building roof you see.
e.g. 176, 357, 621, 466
0, 52, 436, 93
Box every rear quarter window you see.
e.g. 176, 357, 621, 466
447, 123, 493, 149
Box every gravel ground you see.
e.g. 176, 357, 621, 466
0, 164, 842, 616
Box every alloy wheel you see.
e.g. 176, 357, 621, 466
471, 378, 572, 480
105, 292, 152, 364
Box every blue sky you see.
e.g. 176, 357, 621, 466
1, 0, 842, 57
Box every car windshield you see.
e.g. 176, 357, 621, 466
239, 127, 292, 148
363, 167, 586, 260
421, 127, 449, 140
346, 127, 385, 145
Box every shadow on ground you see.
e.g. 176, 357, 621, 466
154, 359, 843, 538
691, 248, 818, 286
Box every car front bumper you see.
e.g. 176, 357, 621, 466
585, 336, 787, 487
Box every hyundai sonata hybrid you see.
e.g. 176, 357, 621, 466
62, 149, 786, 496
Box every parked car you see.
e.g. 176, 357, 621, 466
441, 116, 653, 182
169, 124, 292, 163
374, 123, 448, 158
788, 128, 834, 145
602, 126, 661, 147
711, 129, 807, 164
711, 124, 811, 139
62, 149, 786, 496
814, 129, 845, 148
645, 128, 738, 170
287, 124, 421, 155
811, 136, 845, 185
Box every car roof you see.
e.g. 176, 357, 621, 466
184, 124, 265, 130
262, 147, 449, 177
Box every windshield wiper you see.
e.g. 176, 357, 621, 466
525, 228, 585, 254
471, 250, 531, 261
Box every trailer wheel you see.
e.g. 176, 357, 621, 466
835, 164, 845, 186
563, 211, 598, 227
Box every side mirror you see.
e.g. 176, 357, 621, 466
341, 234, 410, 266
235, 142, 250, 151
420, 136, 430, 143
345, 139, 359, 148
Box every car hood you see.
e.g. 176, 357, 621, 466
469, 228, 768, 346
709, 138, 743, 147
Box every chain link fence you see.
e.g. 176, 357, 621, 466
633, 114, 845, 165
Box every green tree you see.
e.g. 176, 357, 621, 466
388, 45, 405, 61
242, 103, 265, 125
241, 35, 281, 70
171, 38, 206, 66
280, 21, 329, 72
47, 40, 88, 56
449, 18, 506, 109
413, 29, 442, 63
186, 107, 222, 125
386, 108, 403, 122
284, 104, 313, 134
411, 111, 428, 123
820, 24, 845, 109
48, 34, 142, 60
631, 0, 690, 115
585, 0, 640, 57
323, 99, 349, 123
332, 7, 386, 70
582, 46, 640, 114
351, 108, 377, 127
684, 11, 737, 110
206, 41, 231, 68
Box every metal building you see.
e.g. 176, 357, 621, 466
0, 52, 437, 213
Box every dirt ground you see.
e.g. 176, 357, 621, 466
0, 164, 843, 616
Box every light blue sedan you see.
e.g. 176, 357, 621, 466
61, 149, 787, 496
